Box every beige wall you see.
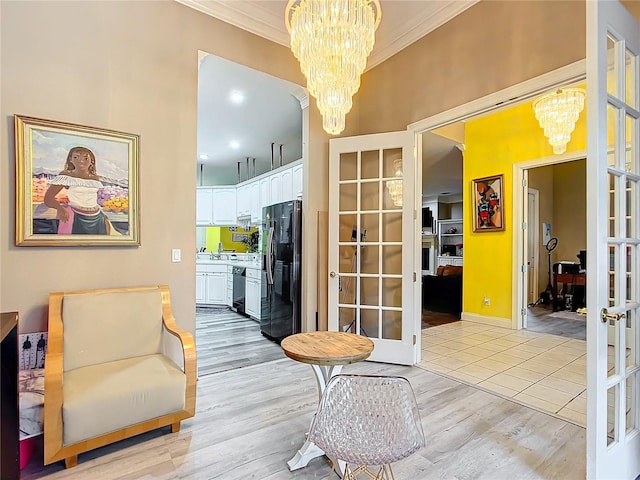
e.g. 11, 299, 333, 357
354, 1, 586, 135
553, 160, 587, 264
0, 1, 325, 334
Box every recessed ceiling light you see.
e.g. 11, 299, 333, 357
199, 154, 208, 160
229, 90, 245, 104
229, 141, 240, 149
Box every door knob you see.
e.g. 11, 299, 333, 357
329, 271, 337, 278
601, 308, 626, 323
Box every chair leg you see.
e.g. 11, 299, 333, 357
171, 421, 181, 433
64, 455, 78, 469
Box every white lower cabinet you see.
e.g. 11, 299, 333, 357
245, 267, 261, 320
196, 265, 227, 305
226, 265, 233, 307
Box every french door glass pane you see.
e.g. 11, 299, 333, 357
608, 385, 617, 446
339, 214, 357, 242
361, 182, 379, 211
340, 183, 357, 211
360, 277, 379, 306
382, 212, 402, 242
382, 310, 402, 340
361, 150, 379, 180
626, 309, 638, 369
626, 47, 637, 110
626, 375, 636, 434
607, 35, 618, 98
608, 104, 620, 167
361, 246, 379, 274
382, 245, 402, 274
339, 246, 355, 274
361, 213, 379, 242
339, 307, 356, 332
627, 114, 638, 173
340, 152, 357, 181
382, 278, 402, 307
361, 309, 379, 337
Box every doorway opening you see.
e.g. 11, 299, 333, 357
520, 158, 587, 342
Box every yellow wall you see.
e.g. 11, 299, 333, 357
463, 93, 587, 321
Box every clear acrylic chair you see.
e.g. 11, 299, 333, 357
308, 374, 425, 480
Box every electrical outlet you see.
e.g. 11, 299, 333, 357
483, 296, 490, 306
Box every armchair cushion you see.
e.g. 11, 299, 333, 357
62, 290, 163, 371
62, 353, 186, 446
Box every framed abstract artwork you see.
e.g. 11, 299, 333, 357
472, 174, 504, 232
15, 115, 139, 246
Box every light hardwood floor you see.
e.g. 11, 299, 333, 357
22, 356, 586, 479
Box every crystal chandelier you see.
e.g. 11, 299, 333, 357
532, 88, 586, 154
285, 0, 382, 135
386, 158, 403, 207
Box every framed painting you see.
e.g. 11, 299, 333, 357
15, 115, 139, 246
472, 174, 504, 232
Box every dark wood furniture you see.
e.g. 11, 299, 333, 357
1, 312, 19, 480
553, 272, 586, 312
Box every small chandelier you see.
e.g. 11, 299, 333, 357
285, 0, 382, 135
386, 158, 403, 207
532, 88, 586, 154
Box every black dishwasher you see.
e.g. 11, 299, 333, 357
232, 266, 246, 315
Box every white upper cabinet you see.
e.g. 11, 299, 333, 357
280, 167, 293, 202
196, 187, 214, 225
236, 184, 250, 218
259, 177, 270, 214
292, 163, 303, 201
249, 181, 261, 224
212, 188, 237, 226
269, 172, 282, 205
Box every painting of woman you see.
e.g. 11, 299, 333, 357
43, 146, 116, 235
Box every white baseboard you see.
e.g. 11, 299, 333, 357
461, 312, 513, 329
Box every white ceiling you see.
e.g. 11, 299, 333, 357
187, 0, 474, 194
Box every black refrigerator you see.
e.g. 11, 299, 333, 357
261, 200, 302, 342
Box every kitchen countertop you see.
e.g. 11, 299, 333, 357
196, 259, 261, 269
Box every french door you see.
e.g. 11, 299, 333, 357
587, 1, 640, 478
328, 131, 417, 365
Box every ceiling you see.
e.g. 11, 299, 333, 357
187, 0, 474, 195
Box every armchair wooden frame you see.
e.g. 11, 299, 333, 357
43, 285, 196, 468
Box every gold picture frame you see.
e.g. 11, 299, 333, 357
15, 115, 139, 246
472, 174, 504, 232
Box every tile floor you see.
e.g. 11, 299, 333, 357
419, 320, 587, 426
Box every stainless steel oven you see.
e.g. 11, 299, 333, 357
232, 266, 246, 314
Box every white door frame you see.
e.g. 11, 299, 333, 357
512, 150, 587, 330
408, 60, 585, 335
527, 187, 540, 309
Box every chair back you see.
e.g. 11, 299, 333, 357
61, 289, 163, 371
308, 374, 425, 466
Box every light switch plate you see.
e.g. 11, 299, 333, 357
172, 249, 181, 263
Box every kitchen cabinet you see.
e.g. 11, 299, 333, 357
249, 181, 261, 224
196, 265, 227, 305
280, 167, 293, 202
259, 177, 270, 213
245, 267, 261, 320
226, 265, 233, 307
212, 188, 237, 226
292, 163, 303, 200
236, 184, 250, 219
196, 188, 214, 225
269, 172, 282, 205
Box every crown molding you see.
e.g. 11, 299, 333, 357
176, 0, 290, 47
178, 0, 481, 71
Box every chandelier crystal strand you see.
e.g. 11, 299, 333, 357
386, 158, 403, 206
532, 88, 586, 154
286, 0, 381, 135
